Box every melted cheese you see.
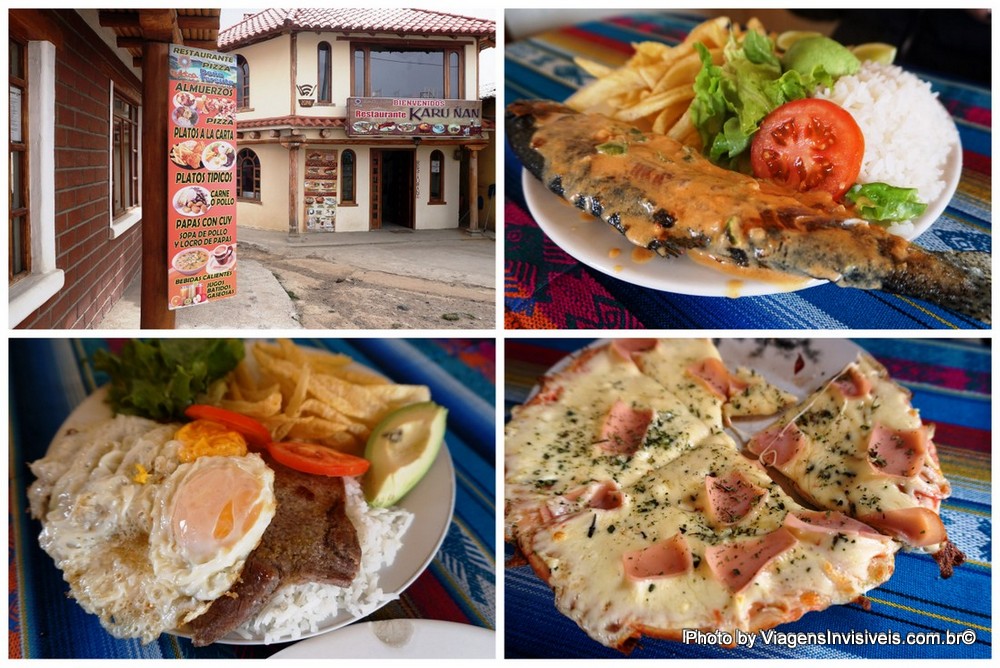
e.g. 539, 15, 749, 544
529, 438, 896, 648
505, 341, 900, 649
752, 354, 951, 545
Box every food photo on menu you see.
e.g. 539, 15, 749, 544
9, 339, 496, 659
503, 338, 990, 658
504, 9, 991, 329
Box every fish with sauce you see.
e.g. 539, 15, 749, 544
507, 100, 991, 323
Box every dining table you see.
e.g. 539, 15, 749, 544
504, 11, 992, 329
9, 338, 496, 659
503, 337, 991, 658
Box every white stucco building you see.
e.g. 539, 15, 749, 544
217, 8, 495, 235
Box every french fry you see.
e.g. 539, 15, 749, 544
223, 339, 432, 451
559, 15, 755, 149
667, 109, 696, 142
652, 103, 688, 135
286, 364, 311, 417
219, 393, 283, 418
574, 56, 614, 79
615, 87, 694, 122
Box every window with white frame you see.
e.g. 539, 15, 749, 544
109, 83, 142, 238
8, 38, 65, 327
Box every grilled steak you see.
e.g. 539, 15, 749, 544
188, 455, 362, 646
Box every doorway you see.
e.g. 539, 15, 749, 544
369, 149, 414, 230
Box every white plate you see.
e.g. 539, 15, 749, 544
269, 619, 495, 659
50, 382, 456, 646
522, 122, 961, 298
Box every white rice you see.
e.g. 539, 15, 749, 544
814, 61, 957, 206
233, 476, 414, 643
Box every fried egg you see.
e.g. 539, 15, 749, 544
150, 454, 274, 599
28, 414, 275, 643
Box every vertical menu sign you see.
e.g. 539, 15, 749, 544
167, 44, 238, 309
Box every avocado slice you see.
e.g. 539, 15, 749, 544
363, 401, 447, 507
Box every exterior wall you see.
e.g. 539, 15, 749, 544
333, 146, 371, 232
235, 143, 290, 232
414, 144, 459, 229
11, 9, 142, 329
238, 37, 291, 119
291, 32, 480, 117
230, 27, 487, 235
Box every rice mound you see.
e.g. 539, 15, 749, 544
814, 61, 957, 204
233, 476, 414, 643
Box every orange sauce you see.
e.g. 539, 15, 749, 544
631, 247, 656, 264
608, 248, 621, 259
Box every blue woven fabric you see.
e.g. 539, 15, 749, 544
503, 338, 991, 658
9, 338, 496, 658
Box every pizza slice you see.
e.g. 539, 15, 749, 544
505, 339, 794, 553
524, 435, 898, 650
745, 352, 964, 576
505, 340, 716, 552
612, 338, 797, 423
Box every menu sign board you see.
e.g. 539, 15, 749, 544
166, 44, 238, 309
305, 149, 337, 231
346, 98, 482, 137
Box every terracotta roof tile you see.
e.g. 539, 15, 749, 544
219, 8, 495, 49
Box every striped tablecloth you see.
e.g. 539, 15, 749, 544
9, 338, 496, 659
505, 12, 991, 329
504, 337, 990, 658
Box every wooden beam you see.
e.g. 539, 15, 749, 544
140, 41, 175, 329
9, 9, 66, 47
116, 36, 145, 50
98, 11, 140, 29
176, 15, 221, 31
138, 8, 181, 43
184, 40, 220, 50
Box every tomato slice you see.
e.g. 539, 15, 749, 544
267, 441, 371, 477
184, 404, 272, 448
750, 98, 864, 199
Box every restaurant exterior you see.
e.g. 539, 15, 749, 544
216, 9, 495, 235
8, 9, 224, 328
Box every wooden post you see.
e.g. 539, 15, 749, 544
288, 142, 300, 236
140, 40, 175, 328
464, 145, 485, 233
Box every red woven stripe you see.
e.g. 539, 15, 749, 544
932, 422, 990, 453
506, 342, 581, 369
962, 149, 991, 176
403, 570, 469, 623
964, 106, 991, 127
560, 26, 635, 56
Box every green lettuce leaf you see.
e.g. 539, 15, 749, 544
691, 29, 813, 168
845, 183, 928, 223
93, 339, 245, 422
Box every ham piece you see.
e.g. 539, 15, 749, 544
623, 533, 693, 581
705, 528, 797, 593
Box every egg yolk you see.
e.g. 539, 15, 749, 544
171, 463, 267, 564
175, 419, 248, 462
